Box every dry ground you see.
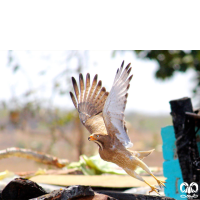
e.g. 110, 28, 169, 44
0, 126, 164, 172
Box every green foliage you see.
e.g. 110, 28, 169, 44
67, 154, 127, 175
134, 50, 200, 96
67, 154, 158, 175
16, 140, 26, 148
7, 50, 20, 74
50, 111, 75, 127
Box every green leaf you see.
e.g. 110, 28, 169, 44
13, 65, 19, 73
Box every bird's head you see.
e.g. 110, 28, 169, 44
88, 133, 109, 150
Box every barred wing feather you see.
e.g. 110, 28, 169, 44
103, 61, 133, 148
70, 73, 109, 134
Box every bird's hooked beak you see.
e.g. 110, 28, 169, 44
88, 135, 103, 150
88, 135, 96, 141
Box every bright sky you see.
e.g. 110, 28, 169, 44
0, 50, 196, 115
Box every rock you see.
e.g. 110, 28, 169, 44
31, 185, 116, 200
1, 177, 174, 200
30, 189, 63, 200
99, 191, 176, 200
61, 185, 94, 199
1, 178, 47, 200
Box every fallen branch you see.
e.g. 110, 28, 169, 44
0, 147, 69, 168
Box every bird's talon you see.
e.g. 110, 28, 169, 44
156, 179, 166, 188
149, 186, 160, 195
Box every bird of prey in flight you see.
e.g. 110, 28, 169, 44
70, 61, 165, 194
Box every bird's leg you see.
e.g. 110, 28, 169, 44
143, 180, 160, 195
150, 173, 166, 188
125, 169, 160, 195
134, 157, 166, 188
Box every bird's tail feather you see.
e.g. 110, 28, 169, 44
132, 149, 154, 160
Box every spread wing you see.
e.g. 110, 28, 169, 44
103, 61, 133, 148
70, 73, 109, 134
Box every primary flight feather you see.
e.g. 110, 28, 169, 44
70, 61, 165, 194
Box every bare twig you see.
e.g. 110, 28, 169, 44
0, 147, 69, 168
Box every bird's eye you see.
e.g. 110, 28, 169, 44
97, 135, 99, 138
